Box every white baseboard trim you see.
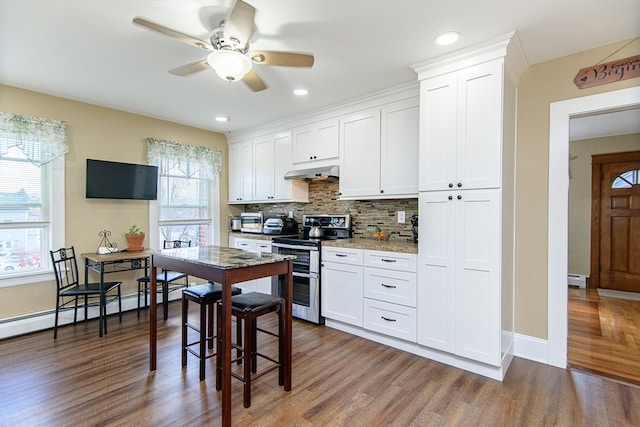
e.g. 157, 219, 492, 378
513, 333, 548, 364
0, 291, 183, 340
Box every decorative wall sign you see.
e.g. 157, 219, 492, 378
574, 54, 640, 89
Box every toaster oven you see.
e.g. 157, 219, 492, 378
240, 212, 263, 234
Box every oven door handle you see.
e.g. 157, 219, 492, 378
273, 243, 319, 251
292, 271, 319, 279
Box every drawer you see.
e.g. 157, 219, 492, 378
364, 250, 417, 272
322, 246, 363, 265
364, 299, 417, 342
253, 241, 272, 253
364, 268, 417, 307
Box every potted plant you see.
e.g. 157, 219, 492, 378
123, 224, 145, 252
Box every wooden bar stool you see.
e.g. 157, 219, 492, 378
216, 292, 284, 408
182, 283, 241, 381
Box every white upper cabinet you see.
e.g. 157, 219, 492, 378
292, 118, 339, 165
339, 97, 419, 199
419, 60, 503, 191
380, 97, 419, 196
339, 108, 381, 198
231, 132, 308, 205
228, 140, 253, 203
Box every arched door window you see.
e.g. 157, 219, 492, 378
611, 169, 639, 189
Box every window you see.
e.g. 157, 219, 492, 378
0, 113, 67, 285
612, 169, 639, 189
147, 138, 222, 249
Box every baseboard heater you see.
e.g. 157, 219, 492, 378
568, 274, 588, 288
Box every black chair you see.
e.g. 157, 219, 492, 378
216, 292, 284, 408
50, 246, 122, 339
137, 239, 191, 320
182, 283, 242, 381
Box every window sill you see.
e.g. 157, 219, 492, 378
0, 270, 54, 288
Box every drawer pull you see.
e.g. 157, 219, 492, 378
381, 316, 397, 322
381, 283, 397, 288
335, 254, 348, 257
381, 259, 396, 263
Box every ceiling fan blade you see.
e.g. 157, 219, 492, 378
249, 51, 314, 67
169, 60, 210, 76
133, 17, 213, 51
223, 0, 256, 49
242, 69, 267, 92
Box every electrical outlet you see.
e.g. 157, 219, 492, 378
398, 211, 406, 223
288, 211, 294, 218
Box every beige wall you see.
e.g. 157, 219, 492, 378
0, 85, 230, 318
514, 38, 640, 339
568, 134, 640, 276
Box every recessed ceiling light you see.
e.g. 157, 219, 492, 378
293, 89, 308, 96
435, 31, 460, 46
215, 116, 230, 122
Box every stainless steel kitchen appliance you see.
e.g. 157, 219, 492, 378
240, 212, 263, 234
262, 216, 298, 235
271, 214, 352, 324
229, 216, 242, 231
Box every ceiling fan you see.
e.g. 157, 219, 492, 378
133, 0, 314, 92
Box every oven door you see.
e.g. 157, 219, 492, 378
271, 242, 319, 274
272, 271, 322, 324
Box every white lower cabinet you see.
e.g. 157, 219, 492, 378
322, 246, 417, 340
321, 246, 364, 326
417, 190, 501, 365
228, 236, 273, 294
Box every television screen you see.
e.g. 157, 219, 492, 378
86, 159, 158, 200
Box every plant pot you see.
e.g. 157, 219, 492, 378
124, 234, 145, 252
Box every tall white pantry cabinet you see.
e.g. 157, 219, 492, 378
412, 32, 527, 379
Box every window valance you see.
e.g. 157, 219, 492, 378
0, 112, 68, 165
147, 137, 222, 179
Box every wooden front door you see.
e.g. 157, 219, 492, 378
590, 151, 640, 292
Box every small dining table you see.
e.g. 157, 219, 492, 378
149, 245, 295, 427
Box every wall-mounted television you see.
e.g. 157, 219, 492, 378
86, 159, 158, 200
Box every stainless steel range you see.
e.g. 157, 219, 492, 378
271, 214, 352, 324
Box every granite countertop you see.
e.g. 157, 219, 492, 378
322, 238, 418, 254
154, 245, 296, 269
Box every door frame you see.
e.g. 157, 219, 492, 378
590, 151, 640, 288
547, 86, 640, 368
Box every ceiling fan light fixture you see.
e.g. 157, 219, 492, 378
435, 31, 461, 46
207, 50, 252, 82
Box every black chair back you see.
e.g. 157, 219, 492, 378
163, 240, 192, 249
50, 247, 80, 293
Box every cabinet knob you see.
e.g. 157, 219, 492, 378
314, 155, 317, 159
449, 183, 454, 188
457, 182, 462, 188
380, 189, 384, 194
457, 195, 462, 200
448, 195, 453, 200
309, 156, 313, 160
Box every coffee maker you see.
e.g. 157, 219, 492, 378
411, 214, 418, 243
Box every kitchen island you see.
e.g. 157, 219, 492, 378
149, 245, 295, 427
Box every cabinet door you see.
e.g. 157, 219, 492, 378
417, 192, 456, 352
456, 60, 503, 190
253, 135, 275, 201
272, 132, 294, 200
292, 118, 339, 164
419, 73, 457, 191
229, 141, 253, 203
454, 190, 501, 365
339, 109, 381, 198
321, 261, 363, 326
380, 97, 419, 196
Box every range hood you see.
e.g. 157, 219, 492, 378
284, 165, 339, 181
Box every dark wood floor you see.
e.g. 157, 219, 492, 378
1, 302, 639, 426
568, 287, 640, 386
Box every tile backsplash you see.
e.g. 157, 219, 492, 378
245, 181, 418, 241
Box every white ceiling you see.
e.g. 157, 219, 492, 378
1, 0, 639, 135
